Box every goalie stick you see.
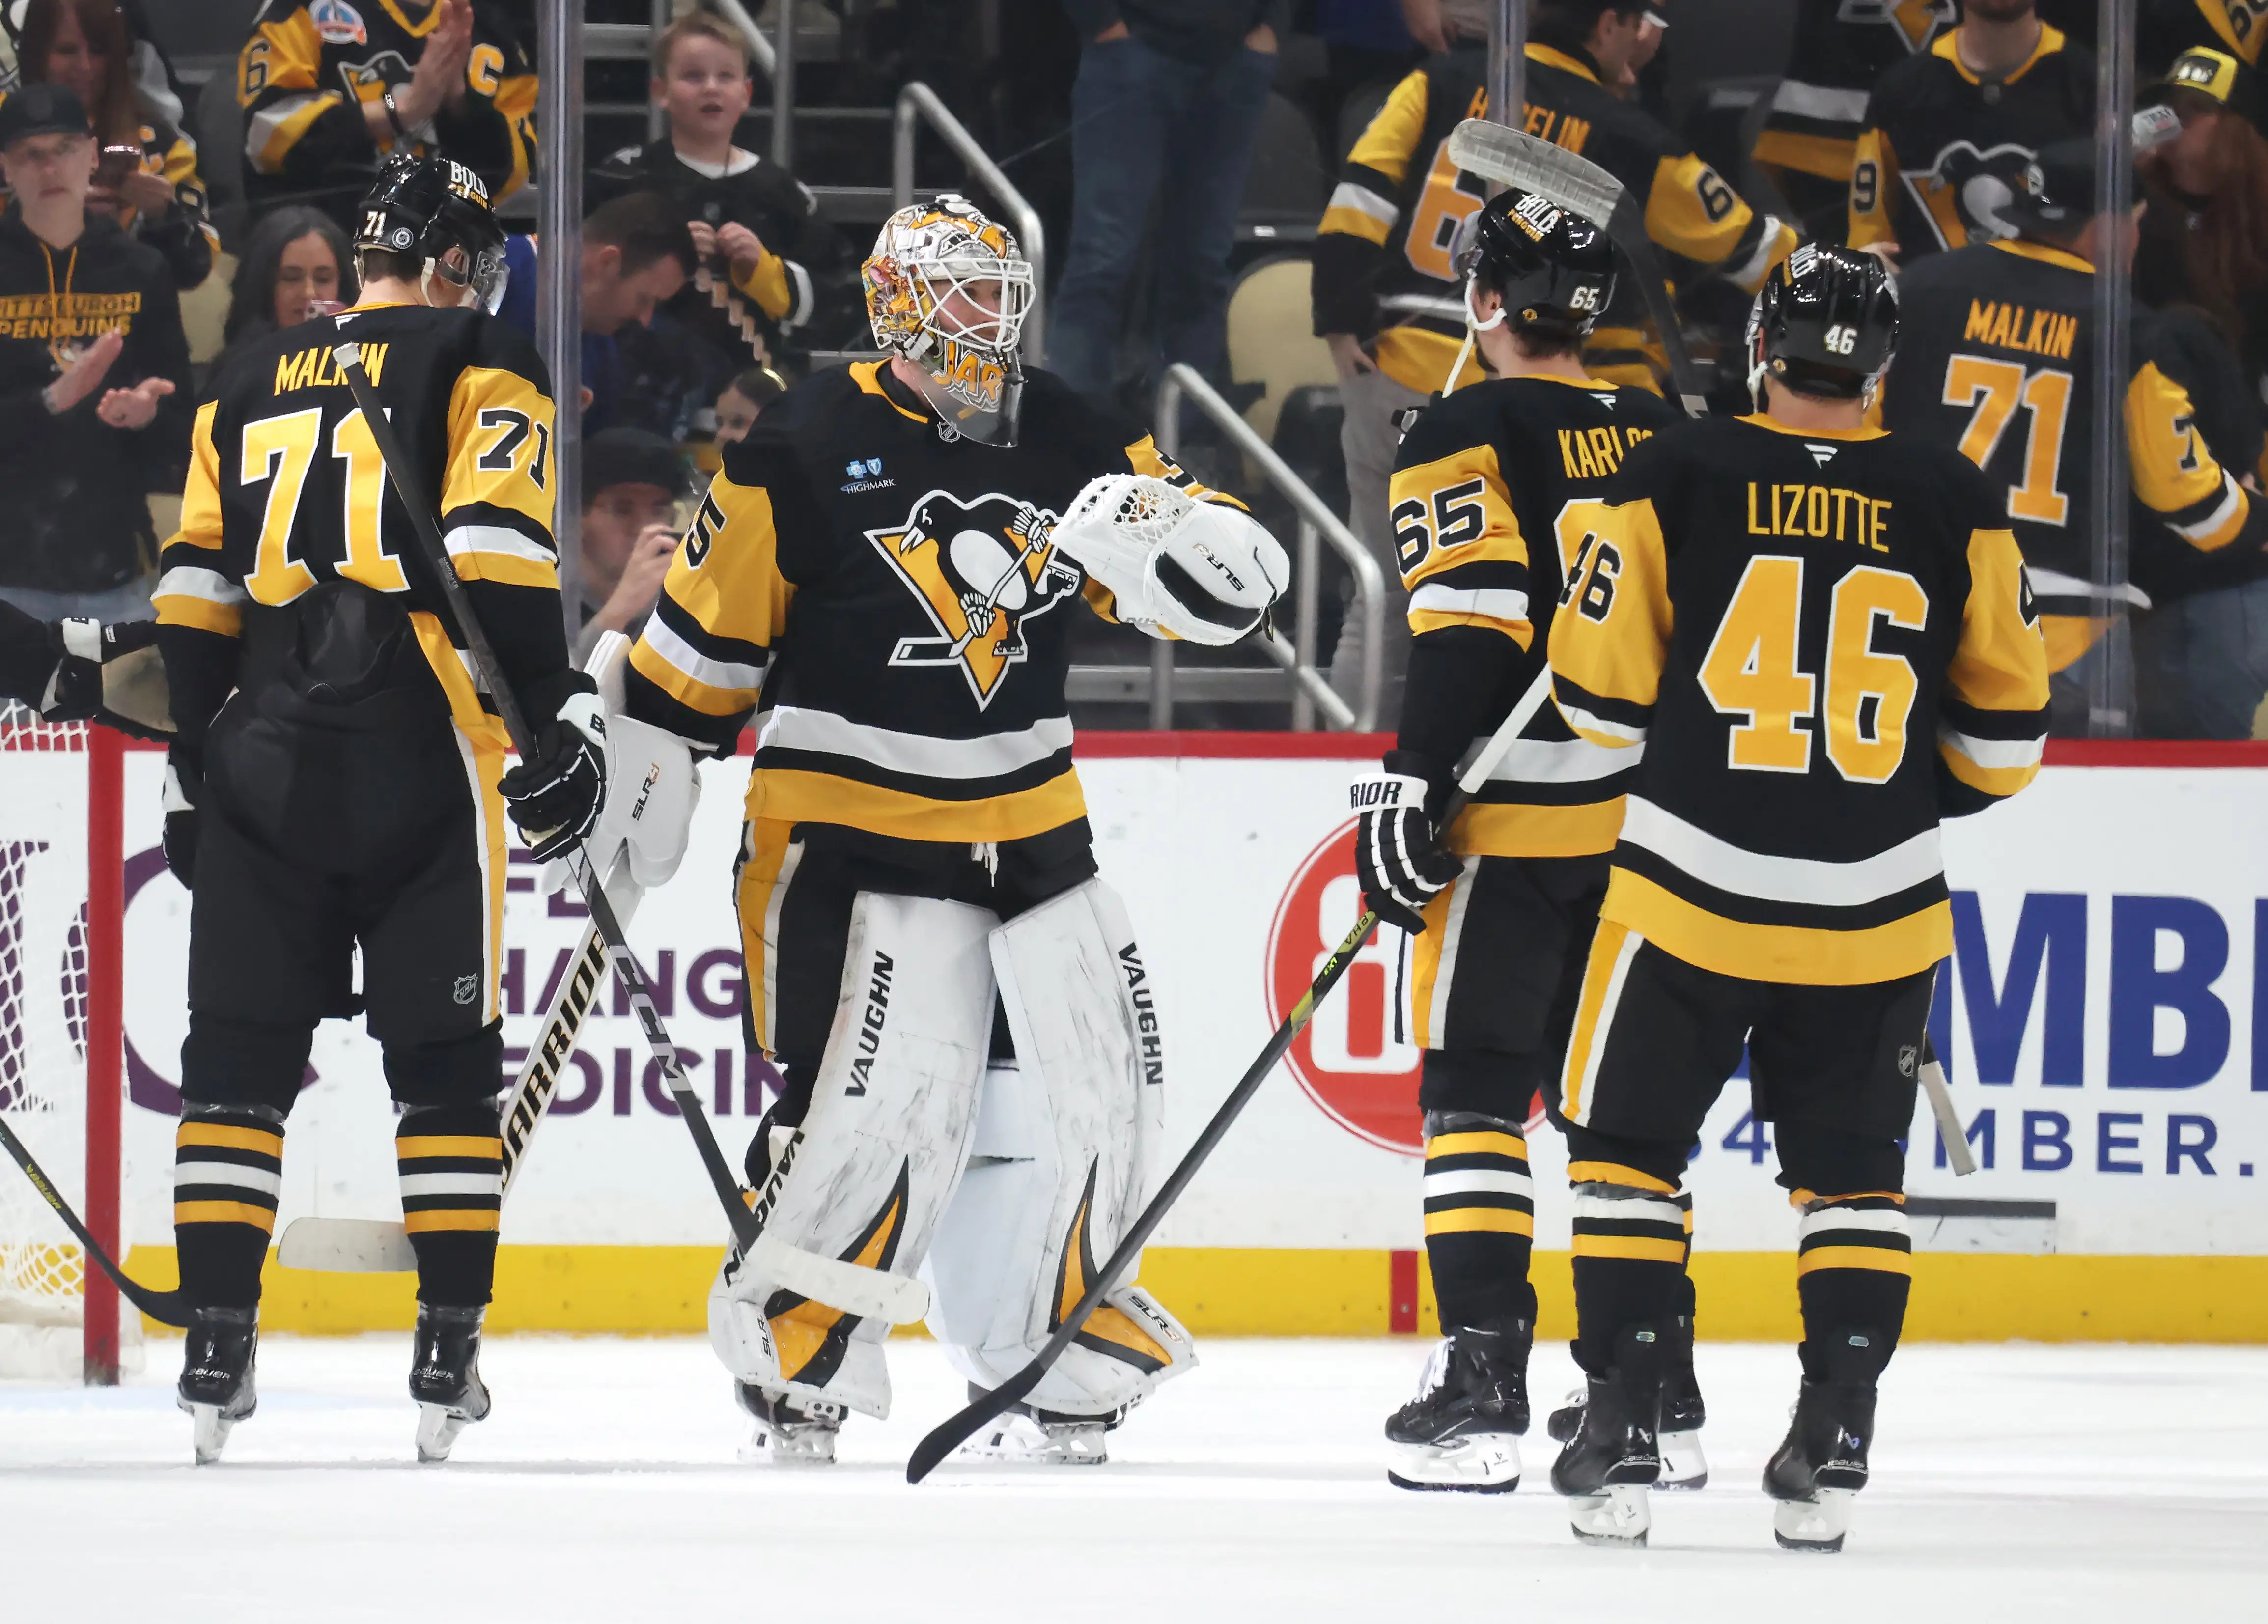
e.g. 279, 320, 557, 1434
330, 340, 926, 1328
0, 1114, 188, 1327
1446, 118, 1711, 418
907, 663, 1557, 1483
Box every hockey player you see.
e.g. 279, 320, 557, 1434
1346, 189, 1711, 1496
1884, 138, 2268, 730
608, 196, 1287, 1466
1543, 246, 2048, 1550
1313, 0, 1794, 712
1847, 0, 2092, 264
152, 154, 604, 1464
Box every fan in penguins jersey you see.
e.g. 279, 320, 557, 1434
1346, 189, 1710, 1499
603, 194, 1289, 1466
151, 154, 605, 1467
1541, 246, 2047, 1552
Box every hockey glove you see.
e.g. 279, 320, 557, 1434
40, 618, 172, 739
162, 749, 199, 889
540, 713, 703, 896
500, 673, 609, 862
1350, 750, 1462, 934
1053, 474, 1289, 646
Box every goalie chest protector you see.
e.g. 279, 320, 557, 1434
624, 362, 1208, 848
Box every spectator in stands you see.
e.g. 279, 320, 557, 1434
212, 204, 355, 371
496, 192, 695, 435
2138, 48, 2268, 411
1048, 0, 1288, 406
4, 0, 213, 291
2140, 0, 2267, 84
713, 365, 786, 447
237, 0, 537, 224
1848, 0, 2092, 265
591, 12, 848, 388
0, 84, 189, 622
574, 428, 686, 663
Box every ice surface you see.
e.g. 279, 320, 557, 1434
3, 1336, 2262, 1620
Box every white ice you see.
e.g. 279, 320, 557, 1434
3, 1336, 2262, 1620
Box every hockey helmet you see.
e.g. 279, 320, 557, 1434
1744, 243, 1897, 406
863, 194, 1033, 444
1452, 187, 1618, 341
354, 153, 510, 314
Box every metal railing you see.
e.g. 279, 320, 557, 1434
1152, 365, 1383, 732
893, 82, 1047, 364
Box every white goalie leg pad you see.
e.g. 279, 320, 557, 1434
924, 878, 1197, 1416
708, 892, 995, 1420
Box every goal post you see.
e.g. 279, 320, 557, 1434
0, 704, 131, 1384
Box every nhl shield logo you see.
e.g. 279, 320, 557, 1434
866, 489, 1082, 707
1898, 1044, 1919, 1079
453, 974, 480, 1007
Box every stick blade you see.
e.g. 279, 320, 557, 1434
278, 1217, 418, 1273
907, 1359, 1048, 1484
1446, 119, 1624, 224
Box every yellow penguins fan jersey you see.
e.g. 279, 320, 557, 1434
153, 303, 566, 750
238, 0, 537, 208
1848, 24, 2093, 261
623, 363, 1241, 847
1755, 0, 1953, 185
1390, 373, 1680, 856
1313, 42, 1794, 395
2143, 0, 2268, 72
1885, 239, 2268, 671
1548, 415, 2049, 985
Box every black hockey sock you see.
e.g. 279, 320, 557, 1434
396, 1105, 504, 1308
172, 1107, 285, 1307
1421, 1118, 1538, 1328
1794, 1193, 1911, 1378
1568, 1159, 1688, 1375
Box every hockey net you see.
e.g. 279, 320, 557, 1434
0, 702, 134, 1381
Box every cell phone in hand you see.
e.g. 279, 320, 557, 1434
305, 299, 347, 322
94, 145, 141, 188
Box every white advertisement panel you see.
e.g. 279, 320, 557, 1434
103, 748, 2268, 1260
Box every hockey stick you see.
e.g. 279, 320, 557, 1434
329, 341, 925, 1327
907, 664, 1557, 1483
0, 1114, 189, 1327
1446, 119, 1711, 419
1919, 1031, 1976, 1177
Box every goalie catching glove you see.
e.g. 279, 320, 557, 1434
1050, 474, 1288, 645
500, 672, 610, 862
1350, 751, 1462, 934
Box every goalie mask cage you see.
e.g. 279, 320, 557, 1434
0, 704, 131, 1384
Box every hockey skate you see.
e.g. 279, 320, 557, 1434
1547, 1315, 1707, 1489
1384, 1318, 1530, 1492
957, 1387, 1116, 1465
736, 1383, 842, 1465
1764, 1330, 1887, 1553
177, 1306, 258, 1465
1550, 1326, 1665, 1547
409, 1304, 492, 1463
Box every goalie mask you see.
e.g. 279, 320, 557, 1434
355, 153, 510, 314
1745, 243, 1897, 408
863, 195, 1034, 445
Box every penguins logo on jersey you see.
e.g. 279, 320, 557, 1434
867, 490, 1082, 706
1835, 0, 1952, 53
1904, 141, 2038, 249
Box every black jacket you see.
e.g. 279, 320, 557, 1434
0, 209, 192, 594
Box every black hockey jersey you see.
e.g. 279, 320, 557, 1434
1757, 0, 1953, 183
2140, 0, 2268, 74
1313, 43, 1794, 395
1883, 239, 2267, 668
1391, 372, 1680, 857
153, 302, 567, 752
237, 0, 537, 214
1549, 416, 2049, 985
1848, 24, 2094, 261
623, 362, 1238, 849
591, 139, 848, 365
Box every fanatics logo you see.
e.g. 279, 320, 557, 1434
453, 974, 480, 1007
1804, 442, 1840, 467
310, 0, 367, 44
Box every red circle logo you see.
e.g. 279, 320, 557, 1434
1264, 820, 1424, 1155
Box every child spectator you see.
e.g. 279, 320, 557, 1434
591, 12, 847, 384
574, 428, 686, 663
712, 364, 785, 447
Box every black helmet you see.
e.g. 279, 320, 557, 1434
354, 153, 510, 313
1745, 243, 1897, 404
1452, 187, 1618, 340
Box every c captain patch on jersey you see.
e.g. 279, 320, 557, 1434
868, 490, 1082, 704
